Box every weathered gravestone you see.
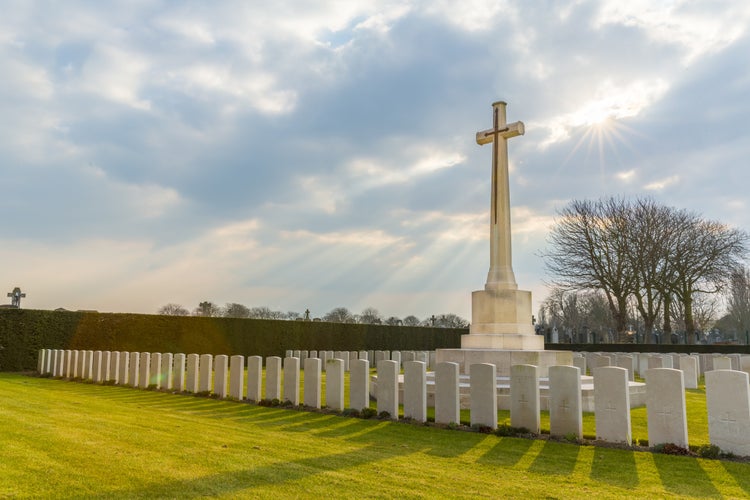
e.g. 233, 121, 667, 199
594, 366, 631, 444
646, 368, 688, 448
705, 370, 750, 456
549, 365, 582, 439
435, 362, 460, 425
404, 361, 427, 423
510, 364, 540, 433
470, 363, 497, 430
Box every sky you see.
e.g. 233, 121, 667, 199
2, 1, 750, 321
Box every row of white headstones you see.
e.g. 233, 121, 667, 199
37, 348, 750, 457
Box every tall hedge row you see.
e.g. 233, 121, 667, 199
0, 309, 465, 372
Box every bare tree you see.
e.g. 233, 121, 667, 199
323, 307, 355, 323
384, 316, 402, 326
224, 303, 250, 318
726, 266, 750, 339
194, 301, 221, 317
158, 303, 189, 316
358, 307, 382, 324
431, 313, 469, 328
543, 198, 636, 339
248, 306, 285, 320
402, 315, 420, 327
667, 217, 747, 343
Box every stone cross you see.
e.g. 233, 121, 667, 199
476, 101, 524, 291
7, 287, 26, 308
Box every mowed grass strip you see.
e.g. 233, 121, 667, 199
1, 373, 748, 499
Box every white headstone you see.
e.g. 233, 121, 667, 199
403, 361, 426, 422
37, 349, 46, 374
265, 356, 282, 400
616, 355, 634, 382
648, 355, 664, 370
213, 354, 228, 398
139, 352, 151, 389
198, 354, 213, 393
435, 362, 460, 425
92, 351, 103, 383
107, 351, 122, 384
594, 366, 631, 444
645, 368, 688, 448
326, 358, 345, 411
349, 358, 369, 411
549, 365, 582, 439
173, 353, 186, 392
358, 350, 368, 361
283, 356, 300, 405
128, 352, 140, 388
377, 360, 399, 419
150, 353, 162, 389
229, 355, 244, 400
304, 357, 322, 409
510, 364, 540, 433
65, 350, 75, 378
391, 351, 402, 369
705, 369, 750, 456
185, 354, 199, 393
160, 353, 173, 390
101, 351, 111, 383
572, 356, 587, 377
470, 363, 497, 430
247, 356, 263, 401
679, 355, 699, 390
117, 351, 129, 385
713, 356, 732, 371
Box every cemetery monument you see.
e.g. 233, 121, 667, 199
437, 101, 572, 375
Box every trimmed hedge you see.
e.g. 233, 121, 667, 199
547, 343, 750, 355
0, 309, 465, 372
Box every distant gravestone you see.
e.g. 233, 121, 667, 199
101, 351, 111, 383
435, 362, 460, 425
594, 366, 631, 444
549, 365, 582, 440
247, 356, 263, 401
470, 363, 497, 430
572, 355, 586, 376
403, 361, 427, 423
510, 364, 540, 433
679, 356, 699, 389
713, 356, 732, 371
646, 368, 688, 448
616, 355, 634, 382
705, 370, 750, 456
648, 355, 664, 370
377, 360, 399, 419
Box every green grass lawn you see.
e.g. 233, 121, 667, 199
1, 373, 748, 499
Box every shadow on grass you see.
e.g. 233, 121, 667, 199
98, 444, 413, 498
528, 440, 580, 476
652, 453, 720, 497
477, 436, 535, 467
723, 461, 750, 495
590, 447, 638, 488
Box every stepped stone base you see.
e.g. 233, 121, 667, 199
436, 349, 573, 377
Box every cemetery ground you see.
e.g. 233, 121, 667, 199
1, 373, 749, 499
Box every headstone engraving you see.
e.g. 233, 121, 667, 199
705, 369, 750, 456
594, 366, 631, 444
549, 365, 582, 439
470, 363, 497, 429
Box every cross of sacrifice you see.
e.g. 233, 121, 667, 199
7, 287, 26, 308
476, 101, 525, 291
